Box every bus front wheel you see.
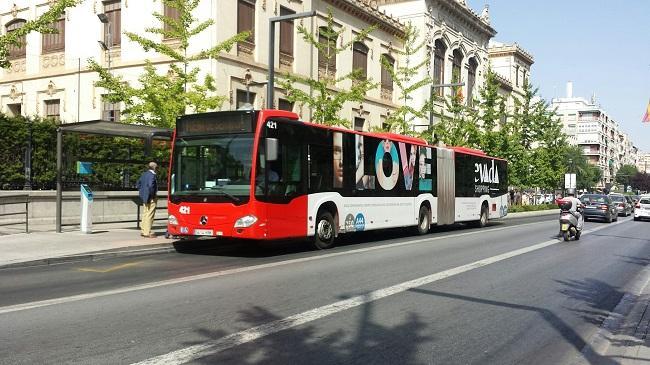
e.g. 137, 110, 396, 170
313, 211, 336, 250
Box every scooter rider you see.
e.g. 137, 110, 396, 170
563, 189, 584, 230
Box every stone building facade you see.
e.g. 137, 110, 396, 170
378, 0, 496, 131
488, 41, 533, 114
0, 0, 405, 131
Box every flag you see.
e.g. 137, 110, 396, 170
643, 99, 650, 123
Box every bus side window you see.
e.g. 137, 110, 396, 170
309, 144, 332, 192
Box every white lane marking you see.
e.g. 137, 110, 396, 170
0, 220, 551, 315
133, 218, 630, 365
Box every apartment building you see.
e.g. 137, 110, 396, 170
552, 82, 640, 187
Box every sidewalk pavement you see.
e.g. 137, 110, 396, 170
0, 222, 175, 269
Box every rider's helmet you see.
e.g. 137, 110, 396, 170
566, 188, 576, 197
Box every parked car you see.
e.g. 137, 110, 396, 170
634, 197, 650, 221
580, 194, 617, 223
609, 194, 633, 216
634, 196, 650, 221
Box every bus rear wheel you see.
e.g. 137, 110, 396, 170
313, 211, 336, 250
474, 204, 489, 228
416, 205, 430, 235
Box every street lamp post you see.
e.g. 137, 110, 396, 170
267, 11, 316, 109
97, 13, 111, 75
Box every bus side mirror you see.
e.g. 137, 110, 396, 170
266, 138, 279, 162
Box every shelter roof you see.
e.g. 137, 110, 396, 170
58, 120, 173, 140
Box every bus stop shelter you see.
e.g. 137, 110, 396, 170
56, 120, 173, 233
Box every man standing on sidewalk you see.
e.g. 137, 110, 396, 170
137, 162, 158, 238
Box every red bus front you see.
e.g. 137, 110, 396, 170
166, 109, 307, 240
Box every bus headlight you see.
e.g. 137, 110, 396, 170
168, 214, 178, 225
234, 215, 257, 228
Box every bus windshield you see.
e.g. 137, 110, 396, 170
170, 134, 254, 203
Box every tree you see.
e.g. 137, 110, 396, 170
631, 172, 650, 192
564, 145, 601, 190
475, 68, 507, 157
429, 91, 481, 148
88, 0, 250, 127
277, 10, 377, 127
377, 24, 431, 135
0, 0, 79, 69
615, 164, 638, 187
510, 79, 569, 189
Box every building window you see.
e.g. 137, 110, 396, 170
163, 3, 180, 38
318, 26, 336, 78
381, 54, 394, 100
352, 42, 369, 81
279, 7, 294, 59
102, 98, 120, 122
452, 49, 463, 100
451, 49, 463, 83
7, 103, 22, 117
103, 0, 121, 47
515, 65, 519, 87
236, 89, 255, 109
278, 98, 293, 112
237, 0, 255, 54
6, 19, 27, 59
354, 117, 365, 132
467, 58, 477, 107
44, 99, 61, 121
42, 17, 65, 54
433, 39, 446, 97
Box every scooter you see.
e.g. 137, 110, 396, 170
558, 200, 583, 241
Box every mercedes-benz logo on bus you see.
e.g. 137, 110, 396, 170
199, 216, 208, 225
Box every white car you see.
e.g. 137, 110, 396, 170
634, 196, 650, 221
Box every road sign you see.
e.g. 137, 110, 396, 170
564, 173, 576, 189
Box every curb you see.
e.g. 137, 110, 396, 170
0, 243, 178, 270
503, 209, 560, 219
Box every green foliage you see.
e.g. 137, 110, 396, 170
376, 24, 431, 135
88, 0, 249, 128
0, 0, 79, 69
277, 10, 377, 127
564, 145, 601, 190
615, 164, 638, 186
508, 203, 557, 213
430, 92, 480, 148
631, 172, 650, 192
0, 114, 169, 190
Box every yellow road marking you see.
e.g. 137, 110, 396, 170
77, 261, 145, 273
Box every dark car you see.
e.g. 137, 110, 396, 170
609, 194, 633, 216
580, 194, 617, 223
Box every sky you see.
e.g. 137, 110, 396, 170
466, 0, 650, 152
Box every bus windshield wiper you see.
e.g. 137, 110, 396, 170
209, 187, 241, 202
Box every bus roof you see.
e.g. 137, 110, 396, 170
257, 109, 506, 161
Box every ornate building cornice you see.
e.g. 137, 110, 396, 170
488, 43, 534, 65
324, 0, 405, 38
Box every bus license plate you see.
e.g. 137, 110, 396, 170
561, 224, 569, 231
194, 229, 213, 236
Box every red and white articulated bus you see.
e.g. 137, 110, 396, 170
166, 109, 508, 249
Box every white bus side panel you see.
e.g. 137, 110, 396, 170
455, 194, 509, 223
306, 193, 436, 236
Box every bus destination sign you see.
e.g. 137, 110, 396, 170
177, 112, 254, 136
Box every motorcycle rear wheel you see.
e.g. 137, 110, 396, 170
562, 231, 570, 241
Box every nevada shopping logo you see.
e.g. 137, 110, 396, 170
474, 160, 500, 184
